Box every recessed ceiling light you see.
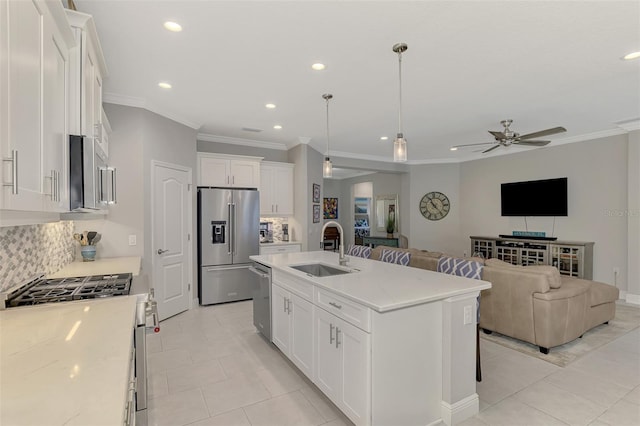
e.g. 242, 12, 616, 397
163, 21, 182, 32
273, 125, 282, 130
158, 82, 172, 89
311, 63, 326, 71
380, 136, 389, 141
265, 103, 276, 109
623, 51, 640, 60
450, 147, 458, 151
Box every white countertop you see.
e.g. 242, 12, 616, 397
0, 296, 138, 425
250, 251, 491, 313
48, 256, 141, 278
259, 241, 301, 246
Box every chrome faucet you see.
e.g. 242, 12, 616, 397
321, 220, 348, 266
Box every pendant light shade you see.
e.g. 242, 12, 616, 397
392, 43, 408, 162
322, 94, 333, 178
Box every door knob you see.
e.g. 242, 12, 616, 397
157, 249, 169, 255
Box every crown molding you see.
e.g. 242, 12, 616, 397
198, 133, 288, 151
103, 92, 201, 130
552, 128, 628, 145
616, 118, 640, 132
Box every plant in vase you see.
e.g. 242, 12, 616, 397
386, 215, 395, 238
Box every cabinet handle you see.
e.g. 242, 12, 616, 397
45, 170, 55, 200
110, 168, 117, 204
329, 324, 335, 344
55, 170, 60, 202
283, 297, 287, 313
275, 204, 278, 213
329, 301, 342, 310
335, 327, 341, 348
3, 150, 18, 194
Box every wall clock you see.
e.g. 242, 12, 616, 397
419, 191, 450, 221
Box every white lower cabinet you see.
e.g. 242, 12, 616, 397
271, 283, 314, 378
314, 306, 371, 425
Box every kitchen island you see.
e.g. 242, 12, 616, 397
250, 250, 491, 426
0, 296, 138, 425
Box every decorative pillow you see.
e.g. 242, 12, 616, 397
437, 256, 483, 280
380, 248, 411, 266
347, 244, 372, 259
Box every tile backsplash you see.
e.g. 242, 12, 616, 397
259, 217, 291, 242
0, 221, 75, 292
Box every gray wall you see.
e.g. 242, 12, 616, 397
628, 130, 639, 302
458, 135, 629, 289
408, 163, 462, 255
98, 103, 197, 293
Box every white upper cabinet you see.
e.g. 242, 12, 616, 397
0, 0, 75, 212
66, 10, 107, 143
197, 153, 261, 188
260, 161, 294, 215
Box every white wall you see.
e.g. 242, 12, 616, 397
627, 130, 639, 303
459, 135, 629, 289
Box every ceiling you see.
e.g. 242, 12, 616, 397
76, 1, 640, 164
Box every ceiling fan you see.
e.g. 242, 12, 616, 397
453, 119, 567, 153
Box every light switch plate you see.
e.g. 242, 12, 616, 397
128, 235, 137, 246
464, 305, 473, 325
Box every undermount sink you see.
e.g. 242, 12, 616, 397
289, 263, 352, 277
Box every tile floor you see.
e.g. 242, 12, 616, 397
146, 300, 640, 426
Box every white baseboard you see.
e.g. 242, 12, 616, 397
626, 293, 640, 305
441, 393, 479, 425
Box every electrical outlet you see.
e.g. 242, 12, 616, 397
128, 234, 137, 246
463, 251, 468, 258
464, 305, 473, 325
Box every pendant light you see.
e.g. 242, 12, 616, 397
322, 93, 333, 178
392, 43, 408, 162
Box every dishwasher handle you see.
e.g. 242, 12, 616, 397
248, 266, 269, 279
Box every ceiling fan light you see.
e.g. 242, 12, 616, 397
323, 157, 333, 178
393, 135, 407, 162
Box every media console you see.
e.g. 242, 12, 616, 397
470, 236, 594, 279
498, 234, 557, 241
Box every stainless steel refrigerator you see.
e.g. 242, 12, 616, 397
197, 187, 259, 305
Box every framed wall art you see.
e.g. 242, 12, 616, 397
323, 198, 338, 219
312, 183, 321, 203
313, 204, 321, 223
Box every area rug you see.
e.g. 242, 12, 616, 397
480, 303, 640, 367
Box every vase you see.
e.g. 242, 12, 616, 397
80, 245, 96, 262
387, 233, 394, 238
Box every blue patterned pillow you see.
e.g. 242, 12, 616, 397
437, 256, 483, 279
347, 244, 371, 258
380, 249, 411, 266
437, 256, 483, 322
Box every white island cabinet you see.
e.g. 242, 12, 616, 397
251, 251, 491, 426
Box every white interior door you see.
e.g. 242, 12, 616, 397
152, 161, 192, 320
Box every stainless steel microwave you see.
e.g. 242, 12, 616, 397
69, 135, 117, 211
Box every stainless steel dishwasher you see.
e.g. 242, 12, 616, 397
250, 262, 272, 341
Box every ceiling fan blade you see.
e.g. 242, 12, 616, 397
488, 130, 506, 140
452, 142, 495, 148
514, 140, 551, 147
518, 127, 566, 140
482, 144, 501, 154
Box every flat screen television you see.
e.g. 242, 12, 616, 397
501, 177, 568, 216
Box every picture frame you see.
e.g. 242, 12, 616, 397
313, 204, 321, 223
323, 197, 338, 219
312, 183, 321, 203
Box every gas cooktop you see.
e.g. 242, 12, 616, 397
4, 273, 133, 308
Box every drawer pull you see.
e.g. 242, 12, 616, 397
329, 301, 342, 310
